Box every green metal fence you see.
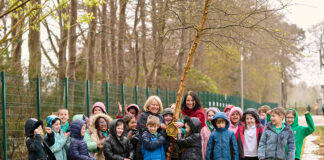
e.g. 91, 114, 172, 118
0, 72, 277, 159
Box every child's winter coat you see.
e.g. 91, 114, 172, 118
258, 122, 295, 160
141, 129, 166, 160
46, 115, 70, 160
286, 109, 315, 159
103, 119, 134, 160
68, 119, 95, 160
235, 108, 264, 159
90, 113, 113, 160
177, 117, 203, 160
25, 118, 56, 160
206, 112, 239, 160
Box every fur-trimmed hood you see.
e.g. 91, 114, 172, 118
89, 113, 113, 133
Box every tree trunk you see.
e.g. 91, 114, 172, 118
178, 4, 186, 76
10, 13, 24, 76
101, 2, 108, 82
28, 0, 41, 79
117, 0, 128, 85
109, 0, 117, 84
140, 0, 148, 78
133, 1, 140, 86
86, 6, 97, 83
58, 6, 69, 80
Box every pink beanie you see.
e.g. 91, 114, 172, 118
229, 107, 243, 121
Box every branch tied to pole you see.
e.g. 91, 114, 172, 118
165, 0, 211, 159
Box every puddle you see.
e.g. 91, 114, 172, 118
302, 135, 324, 160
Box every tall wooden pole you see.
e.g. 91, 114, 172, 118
166, 0, 210, 160
173, 0, 210, 121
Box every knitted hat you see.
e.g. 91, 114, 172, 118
206, 107, 220, 115
161, 108, 174, 116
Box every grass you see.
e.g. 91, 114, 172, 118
313, 126, 324, 157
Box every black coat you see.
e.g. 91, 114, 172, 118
25, 118, 56, 160
176, 117, 202, 160
103, 119, 134, 160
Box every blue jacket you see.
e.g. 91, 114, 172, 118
68, 119, 95, 160
206, 112, 239, 160
46, 115, 69, 160
258, 122, 295, 160
141, 130, 166, 160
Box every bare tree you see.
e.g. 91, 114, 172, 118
101, 2, 108, 82
86, 5, 97, 83
117, 0, 128, 85
109, 0, 117, 84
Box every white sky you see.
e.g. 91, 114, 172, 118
283, 0, 324, 86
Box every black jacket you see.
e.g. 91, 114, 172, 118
176, 117, 202, 160
25, 118, 56, 160
103, 119, 134, 160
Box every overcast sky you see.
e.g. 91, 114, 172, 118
283, 0, 324, 86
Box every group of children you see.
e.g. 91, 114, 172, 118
25, 95, 315, 160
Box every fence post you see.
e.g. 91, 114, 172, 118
135, 86, 138, 105
1, 72, 7, 160
146, 87, 149, 99
173, 90, 176, 103
106, 82, 109, 114
65, 78, 68, 109
166, 89, 169, 108
86, 80, 90, 117
122, 84, 125, 116
36, 76, 41, 120
157, 88, 159, 96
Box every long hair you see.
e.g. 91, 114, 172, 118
181, 91, 203, 111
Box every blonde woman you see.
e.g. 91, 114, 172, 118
136, 96, 164, 160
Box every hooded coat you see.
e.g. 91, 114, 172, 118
46, 115, 69, 160
206, 112, 239, 160
25, 118, 56, 160
90, 113, 113, 160
72, 114, 98, 153
258, 122, 295, 160
177, 117, 203, 160
286, 109, 315, 159
103, 119, 134, 160
235, 108, 264, 159
141, 129, 166, 160
116, 104, 141, 120
90, 102, 108, 119
228, 107, 243, 134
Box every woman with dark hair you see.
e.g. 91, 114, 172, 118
180, 91, 206, 128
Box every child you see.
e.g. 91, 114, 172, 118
46, 115, 70, 160
141, 115, 166, 160
257, 105, 271, 126
176, 116, 203, 160
116, 103, 141, 120
68, 119, 96, 160
124, 114, 139, 154
229, 107, 243, 134
25, 118, 55, 160
224, 105, 235, 118
206, 112, 239, 160
258, 107, 295, 160
286, 109, 315, 160
58, 108, 70, 133
236, 108, 264, 160
103, 119, 134, 160
90, 113, 113, 160
206, 107, 220, 132
90, 102, 108, 119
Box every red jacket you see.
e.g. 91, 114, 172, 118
235, 122, 264, 158
182, 107, 206, 128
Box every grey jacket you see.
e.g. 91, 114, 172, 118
258, 123, 295, 160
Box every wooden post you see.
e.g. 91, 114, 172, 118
166, 0, 210, 160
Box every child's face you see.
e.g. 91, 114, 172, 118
270, 113, 283, 125
52, 120, 61, 133
259, 111, 266, 119
116, 123, 124, 137
184, 123, 191, 134
58, 110, 69, 124
149, 100, 160, 115
127, 117, 137, 130
128, 108, 137, 116
81, 124, 86, 136
34, 125, 43, 135
285, 113, 295, 125
216, 119, 226, 128
231, 111, 241, 124
147, 124, 159, 135
225, 110, 230, 117
185, 95, 195, 110
163, 114, 173, 125
245, 114, 256, 127
94, 107, 103, 115
207, 111, 215, 122
98, 118, 108, 132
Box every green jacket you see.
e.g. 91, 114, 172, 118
286, 109, 315, 159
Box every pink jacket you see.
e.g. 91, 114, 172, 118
201, 126, 211, 160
